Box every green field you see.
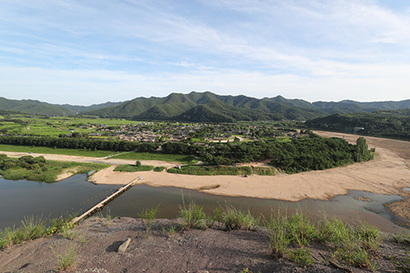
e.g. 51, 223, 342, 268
0, 144, 115, 157
0, 144, 198, 164
1, 115, 141, 137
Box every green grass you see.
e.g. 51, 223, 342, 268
215, 204, 258, 231
0, 144, 115, 157
1, 115, 142, 138
288, 248, 314, 267
138, 205, 160, 237
114, 151, 198, 164
114, 164, 154, 172
0, 144, 200, 164
266, 209, 381, 270
0, 214, 76, 250
153, 166, 166, 172
52, 243, 81, 271
167, 165, 276, 176
0, 157, 108, 182
179, 201, 207, 230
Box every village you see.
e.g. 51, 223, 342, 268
88, 122, 303, 143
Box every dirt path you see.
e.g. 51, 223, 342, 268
0, 151, 177, 168
92, 133, 410, 202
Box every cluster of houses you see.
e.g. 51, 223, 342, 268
84, 123, 304, 143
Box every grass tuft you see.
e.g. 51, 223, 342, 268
51, 243, 81, 271
138, 205, 160, 237
288, 248, 314, 267
216, 204, 258, 231
179, 201, 206, 230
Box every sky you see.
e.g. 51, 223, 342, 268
1, 0, 410, 105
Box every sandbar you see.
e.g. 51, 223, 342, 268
1, 132, 409, 202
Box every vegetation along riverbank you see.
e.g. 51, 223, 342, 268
0, 154, 107, 182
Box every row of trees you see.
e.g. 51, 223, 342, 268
0, 133, 374, 174
0, 135, 159, 152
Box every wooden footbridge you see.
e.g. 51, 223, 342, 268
71, 177, 142, 225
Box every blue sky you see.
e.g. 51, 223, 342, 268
1, 0, 410, 105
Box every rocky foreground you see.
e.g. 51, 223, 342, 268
0, 216, 409, 273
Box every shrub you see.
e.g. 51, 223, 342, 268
153, 166, 166, 172
114, 164, 154, 172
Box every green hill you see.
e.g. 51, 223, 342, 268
84, 91, 328, 121
305, 109, 410, 140
313, 99, 410, 114
1, 92, 409, 123
0, 97, 77, 116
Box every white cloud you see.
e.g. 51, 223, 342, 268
1, 65, 409, 105
1, 0, 410, 104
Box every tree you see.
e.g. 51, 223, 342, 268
355, 137, 373, 162
135, 160, 141, 167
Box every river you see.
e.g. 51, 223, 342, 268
0, 175, 406, 232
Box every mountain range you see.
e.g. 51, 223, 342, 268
0, 92, 409, 122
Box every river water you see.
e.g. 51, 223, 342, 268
0, 175, 406, 232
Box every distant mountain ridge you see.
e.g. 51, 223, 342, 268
0, 92, 409, 122
83, 91, 327, 121
312, 99, 410, 114
84, 91, 410, 122
0, 97, 122, 116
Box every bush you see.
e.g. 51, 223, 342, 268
114, 164, 154, 172
153, 166, 166, 172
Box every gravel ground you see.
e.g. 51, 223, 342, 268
0, 216, 408, 273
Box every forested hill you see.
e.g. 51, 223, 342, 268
0, 97, 122, 116
82, 91, 410, 122
0, 97, 77, 116
83, 91, 326, 121
0, 92, 409, 122
313, 99, 410, 114
305, 109, 410, 140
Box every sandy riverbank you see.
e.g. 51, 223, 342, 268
1, 132, 409, 203
90, 132, 410, 203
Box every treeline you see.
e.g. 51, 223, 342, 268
162, 133, 373, 173
0, 135, 159, 152
0, 133, 374, 174
199, 134, 373, 173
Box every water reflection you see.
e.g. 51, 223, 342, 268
0, 175, 117, 229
